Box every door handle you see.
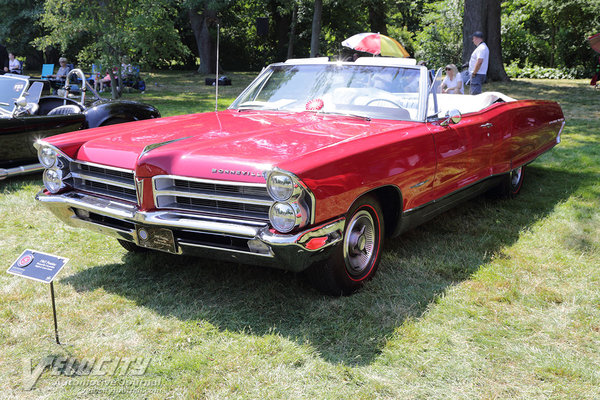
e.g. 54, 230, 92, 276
480, 123, 493, 128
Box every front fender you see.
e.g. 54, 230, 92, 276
84, 100, 160, 128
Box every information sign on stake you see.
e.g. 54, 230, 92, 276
7, 249, 69, 344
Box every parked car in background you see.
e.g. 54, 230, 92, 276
35, 58, 564, 295
0, 70, 160, 180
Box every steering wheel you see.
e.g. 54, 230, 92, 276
365, 98, 405, 108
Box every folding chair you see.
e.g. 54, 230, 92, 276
88, 64, 102, 90
41, 64, 54, 79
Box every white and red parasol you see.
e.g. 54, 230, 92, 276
342, 32, 410, 58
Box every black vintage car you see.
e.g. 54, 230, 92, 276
0, 69, 160, 180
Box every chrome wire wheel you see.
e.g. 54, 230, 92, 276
343, 210, 376, 277
510, 166, 523, 192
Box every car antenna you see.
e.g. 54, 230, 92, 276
215, 23, 220, 112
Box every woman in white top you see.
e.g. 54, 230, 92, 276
8, 53, 21, 74
441, 64, 463, 94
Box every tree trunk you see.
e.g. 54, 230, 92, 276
550, 24, 556, 67
270, 0, 291, 62
287, 3, 298, 60
367, 0, 388, 35
108, 67, 120, 99
310, 0, 323, 57
189, 7, 216, 74
463, 0, 508, 82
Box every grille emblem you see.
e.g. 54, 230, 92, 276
135, 177, 144, 205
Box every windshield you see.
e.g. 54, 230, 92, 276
0, 75, 28, 115
230, 64, 423, 121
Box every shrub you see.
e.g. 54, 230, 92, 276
504, 60, 587, 79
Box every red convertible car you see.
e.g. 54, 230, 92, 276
35, 58, 564, 295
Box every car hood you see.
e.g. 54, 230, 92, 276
64, 110, 419, 182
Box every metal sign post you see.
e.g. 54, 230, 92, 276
50, 281, 60, 344
7, 249, 69, 345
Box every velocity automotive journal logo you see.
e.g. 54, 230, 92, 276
22, 356, 159, 393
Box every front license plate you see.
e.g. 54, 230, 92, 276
135, 225, 177, 254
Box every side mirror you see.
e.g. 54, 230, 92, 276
440, 109, 461, 126
15, 97, 27, 108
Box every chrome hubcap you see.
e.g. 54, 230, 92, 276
511, 166, 522, 190
343, 210, 376, 276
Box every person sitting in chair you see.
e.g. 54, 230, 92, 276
441, 64, 464, 94
52, 57, 72, 79
8, 53, 22, 74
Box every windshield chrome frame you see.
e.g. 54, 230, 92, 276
229, 61, 431, 122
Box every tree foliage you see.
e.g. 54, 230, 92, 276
35, 0, 189, 70
1, 0, 596, 77
502, 0, 600, 74
414, 0, 463, 68
0, 0, 45, 68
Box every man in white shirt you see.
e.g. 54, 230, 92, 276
468, 31, 489, 95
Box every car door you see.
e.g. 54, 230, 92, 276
428, 113, 494, 199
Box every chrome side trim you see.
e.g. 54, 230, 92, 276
404, 172, 506, 214
410, 180, 428, 189
0, 163, 43, 180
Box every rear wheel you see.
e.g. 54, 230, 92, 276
307, 195, 384, 295
490, 165, 525, 198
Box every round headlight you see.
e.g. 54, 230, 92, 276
269, 202, 297, 233
267, 173, 294, 201
43, 168, 65, 193
38, 145, 58, 168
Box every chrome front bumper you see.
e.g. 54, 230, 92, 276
35, 190, 345, 272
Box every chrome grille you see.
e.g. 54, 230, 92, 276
153, 176, 272, 221
70, 162, 137, 202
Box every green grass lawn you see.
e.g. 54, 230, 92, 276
1, 74, 599, 399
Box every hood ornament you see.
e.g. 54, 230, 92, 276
141, 136, 192, 156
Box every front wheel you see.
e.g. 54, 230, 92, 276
307, 195, 384, 295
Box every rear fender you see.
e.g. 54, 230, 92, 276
84, 101, 159, 128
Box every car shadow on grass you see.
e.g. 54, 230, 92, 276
0, 175, 42, 194
61, 166, 587, 366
